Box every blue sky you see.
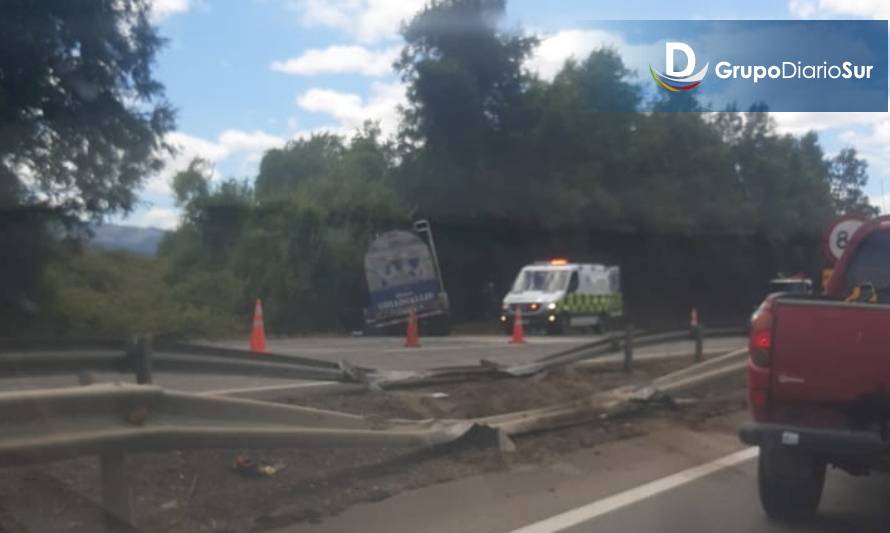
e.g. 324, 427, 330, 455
119, 0, 890, 228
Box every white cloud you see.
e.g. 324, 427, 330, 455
296, 81, 406, 137
150, 0, 192, 21
789, 0, 890, 19
271, 45, 401, 76
217, 129, 286, 153
526, 30, 621, 81
525, 29, 659, 82
146, 129, 285, 196
138, 207, 181, 230
290, 0, 426, 43
868, 192, 890, 214
825, 121, 890, 196
772, 112, 887, 136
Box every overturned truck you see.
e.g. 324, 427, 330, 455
363, 220, 450, 335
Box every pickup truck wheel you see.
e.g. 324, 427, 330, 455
758, 446, 826, 521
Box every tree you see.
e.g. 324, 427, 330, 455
396, 0, 538, 219
0, 0, 174, 218
0, 0, 174, 332
829, 148, 879, 217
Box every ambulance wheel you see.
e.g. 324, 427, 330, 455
547, 314, 569, 335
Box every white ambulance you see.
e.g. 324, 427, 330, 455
500, 259, 622, 334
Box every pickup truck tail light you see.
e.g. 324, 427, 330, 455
749, 300, 774, 367
748, 300, 774, 419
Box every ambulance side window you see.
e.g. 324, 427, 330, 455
567, 272, 579, 293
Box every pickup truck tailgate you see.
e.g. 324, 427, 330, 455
772, 299, 890, 407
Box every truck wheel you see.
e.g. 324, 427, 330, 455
758, 445, 825, 521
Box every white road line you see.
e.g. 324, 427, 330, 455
506, 447, 758, 533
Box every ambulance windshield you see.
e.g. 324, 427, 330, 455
510, 269, 569, 293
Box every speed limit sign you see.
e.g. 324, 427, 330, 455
822, 215, 865, 264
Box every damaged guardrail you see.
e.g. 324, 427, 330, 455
0, 383, 498, 526
367, 326, 746, 389
0, 343, 749, 528
476, 346, 750, 438
0, 326, 746, 394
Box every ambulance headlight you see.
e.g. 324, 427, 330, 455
546, 302, 557, 310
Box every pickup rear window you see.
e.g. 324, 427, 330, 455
844, 230, 890, 300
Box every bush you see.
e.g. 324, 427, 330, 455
43, 250, 242, 338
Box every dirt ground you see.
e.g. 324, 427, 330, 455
0, 359, 747, 533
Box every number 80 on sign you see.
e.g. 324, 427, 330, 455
823, 215, 866, 264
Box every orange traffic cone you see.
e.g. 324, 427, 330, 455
404, 307, 420, 347
250, 298, 266, 354
690, 308, 699, 328
510, 306, 526, 344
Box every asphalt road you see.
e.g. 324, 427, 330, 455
277, 411, 890, 533
552, 454, 890, 533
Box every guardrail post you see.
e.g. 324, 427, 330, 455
623, 324, 633, 372
77, 370, 135, 528
100, 452, 133, 529
692, 324, 703, 362
128, 335, 153, 384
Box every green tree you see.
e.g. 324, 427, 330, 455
0, 0, 174, 217
0, 0, 174, 333
828, 148, 879, 217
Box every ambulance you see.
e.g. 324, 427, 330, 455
500, 259, 622, 334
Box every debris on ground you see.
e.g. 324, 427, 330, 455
232, 453, 285, 478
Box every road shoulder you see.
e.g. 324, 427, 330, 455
277, 410, 750, 533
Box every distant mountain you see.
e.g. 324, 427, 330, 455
89, 224, 167, 256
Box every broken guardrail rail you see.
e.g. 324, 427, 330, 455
0, 344, 748, 527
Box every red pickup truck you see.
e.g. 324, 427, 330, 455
740, 216, 890, 520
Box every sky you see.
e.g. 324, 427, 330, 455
117, 0, 890, 229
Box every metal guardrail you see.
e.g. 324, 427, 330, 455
0, 337, 359, 383
0, 327, 747, 388
0, 331, 748, 527
0, 382, 492, 526
0, 384, 480, 467
398, 326, 747, 383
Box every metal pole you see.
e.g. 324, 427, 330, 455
129, 335, 153, 384
623, 324, 634, 372
693, 324, 703, 363
413, 219, 446, 294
